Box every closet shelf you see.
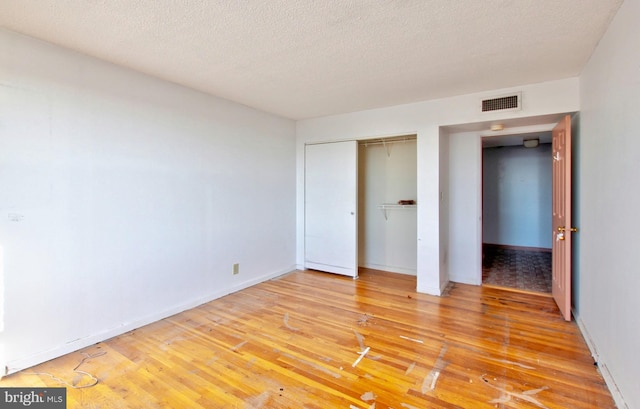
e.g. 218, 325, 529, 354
377, 203, 417, 220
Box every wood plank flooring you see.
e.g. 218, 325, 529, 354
1, 269, 615, 408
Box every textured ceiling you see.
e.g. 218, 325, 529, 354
0, 0, 624, 119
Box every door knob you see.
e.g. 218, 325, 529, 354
557, 226, 579, 233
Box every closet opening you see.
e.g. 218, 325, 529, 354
358, 135, 417, 276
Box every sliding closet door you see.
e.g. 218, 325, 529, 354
304, 141, 358, 278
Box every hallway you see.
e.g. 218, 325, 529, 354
483, 246, 552, 294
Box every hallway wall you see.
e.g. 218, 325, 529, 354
483, 144, 552, 249
577, 0, 640, 406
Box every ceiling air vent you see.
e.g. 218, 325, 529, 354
481, 93, 521, 112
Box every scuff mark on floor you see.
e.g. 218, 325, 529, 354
23, 351, 106, 389
246, 357, 258, 368
283, 313, 300, 331
231, 340, 248, 351
399, 335, 424, 344
480, 374, 550, 409
453, 342, 536, 370
421, 344, 448, 393
360, 391, 376, 401
245, 390, 270, 408
357, 313, 374, 326
352, 346, 370, 368
405, 361, 416, 375
350, 404, 376, 409
484, 357, 536, 370
353, 329, 366, 351
281, 353, 341, 379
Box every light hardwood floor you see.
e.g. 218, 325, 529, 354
1, 269, 615, 408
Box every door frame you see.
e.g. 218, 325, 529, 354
479, 130, 554, 293
457, 114, 576, 296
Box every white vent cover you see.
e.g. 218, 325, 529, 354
481, 92, 522, 112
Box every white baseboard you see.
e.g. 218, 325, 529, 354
416, 281, 445, 296
360, 263, 417, 276
574, 311, 628, 409
5, 265, 297, 376
440, 279, 451, 295
449, 275, 481, 286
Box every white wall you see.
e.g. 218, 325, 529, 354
296, 78, 579, 295
483, 144, 552, 249
438, 130, 450, 286
447, 131, 482, 285
0, 29, 296, 372
358, 140, 417, 274
578, 0, 640, 406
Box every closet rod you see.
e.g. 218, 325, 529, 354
362, 137, 416, 147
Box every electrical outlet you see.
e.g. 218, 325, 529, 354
232, 263, 239, 275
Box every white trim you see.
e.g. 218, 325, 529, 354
304, 261, 357, 278
417, 286, 442, 296
440, 279, 450, 295
360, 263, 416, 276
416, 280, 448, 296
574, 311, 629, 409
450, 276, 481, 286
5, 266, 297, 375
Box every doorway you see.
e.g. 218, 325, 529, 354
443, 113, 575, 319
481, 132, 553, 294
358, 135, 417, 275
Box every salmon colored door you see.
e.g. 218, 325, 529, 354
552, 115, 573, 321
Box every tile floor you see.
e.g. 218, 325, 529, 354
482, 246, 552, 293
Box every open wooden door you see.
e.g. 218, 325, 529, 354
552, 115, 573, 321
304, 141, 358, 278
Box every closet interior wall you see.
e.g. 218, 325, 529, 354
358, 137, 417, 275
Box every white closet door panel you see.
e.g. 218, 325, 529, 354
305, 141, 358, 277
